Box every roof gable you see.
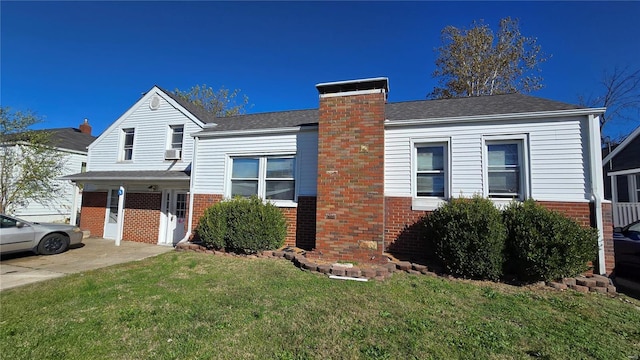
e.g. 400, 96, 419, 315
88, 86, 207, 151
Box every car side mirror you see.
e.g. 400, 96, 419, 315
613, 226, 622, 233
15, 221, 25, 228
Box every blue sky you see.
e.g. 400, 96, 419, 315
2, 1, 639, 139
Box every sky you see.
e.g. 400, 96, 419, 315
2, 1, 639, 140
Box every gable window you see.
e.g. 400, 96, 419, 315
169, 125, 184, 150
122, 128, 135, 161
230, 155, 296, 204
412, 139, 450, 210
483, 136, 528, 200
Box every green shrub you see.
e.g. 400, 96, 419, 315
503, 199, 598, 282
196, 196, 287, 254
424, 196, 506, 280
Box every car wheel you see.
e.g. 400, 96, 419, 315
37, 233, 70, 255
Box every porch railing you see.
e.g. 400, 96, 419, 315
613, 202, 640, 227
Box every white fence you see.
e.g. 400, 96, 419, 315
613, 202, 640, 227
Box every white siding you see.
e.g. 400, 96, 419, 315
193, 130, 318, 196
88, 92, 201, 172
385, 117, 590, 202
13, 150, 86, 223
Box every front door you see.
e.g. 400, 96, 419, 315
103, 189, 119, 239
161, 191, 187, 245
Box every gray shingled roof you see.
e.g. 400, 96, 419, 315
3, 128, 96, 153
193, 93, 585, 134
158, 86, 223, 124
61, 170, 190, 182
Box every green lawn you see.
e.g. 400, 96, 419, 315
1, 252, 639, 360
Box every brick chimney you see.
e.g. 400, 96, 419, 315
79, 118, 92, 135
313, 77, 388, 264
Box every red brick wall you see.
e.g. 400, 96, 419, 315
384, 197, 429, 257
79, 192, 107, 237
190, 194, 315, 249
314, 91, 386, 263
122, 192, 161, 244
189, 194, 223, 233
383, 197, 615, 274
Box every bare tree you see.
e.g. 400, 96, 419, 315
173, 84, 249, 117
579, 67, 640, 140
430, 17, 548, 99
0, 107, 65, 214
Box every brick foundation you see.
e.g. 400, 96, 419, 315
383, 197, 615, 275
189, 194, 314, 249
79, 191, 107, 237
122, 192, 162, 244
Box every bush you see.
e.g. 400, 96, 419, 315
424, 196, 506, 280
503, 199, 598, 282
196, 196, 287, 254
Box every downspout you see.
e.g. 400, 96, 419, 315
587, 114, 606, 274
181, 136, 198, 244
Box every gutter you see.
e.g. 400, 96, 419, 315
384, 108, 607, 127
587, 114, 606, 274
181, 136, 198, 245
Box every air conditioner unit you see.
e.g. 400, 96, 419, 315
164, 149, 182, 160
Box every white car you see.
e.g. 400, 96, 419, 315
0, 214, 83, 255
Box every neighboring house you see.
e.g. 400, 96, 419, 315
64, 77, 614, 274
603, 126, 640, 227
2, 121, 95, 224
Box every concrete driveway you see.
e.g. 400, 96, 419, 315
0, 237, 173, 291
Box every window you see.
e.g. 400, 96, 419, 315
416, 145, 447, 198
484, 138, 527, 200
230, 156, 296, 202
1, 215, 18, 229
169, 125, 184, 150
80, 162, 87, 173
122, 128, 135, 161
633, 174, 640, 202
108, 189, 119, 223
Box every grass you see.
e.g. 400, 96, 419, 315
1, 252, 639, 359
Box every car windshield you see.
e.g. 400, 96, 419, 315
628, 222, 640, 233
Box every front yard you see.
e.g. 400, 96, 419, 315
1, 252, 639, 359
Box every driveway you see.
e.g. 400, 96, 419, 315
0, 237, 173, 291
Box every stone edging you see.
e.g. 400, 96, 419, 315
175, 242, 617, 294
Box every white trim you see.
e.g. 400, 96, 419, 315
315, 77, 389, 88
410, 137, 451, 211
88, 87, 206, 151
384, 108, 606, 128
225, 153, 298, 207
1, 141, 89, 156
319, 88, 385, 99
116, 186, 125, 246
194, 125, 317, 139
481, 134, 530, 201
602, 125, 640, 165
607, 168, 640, 176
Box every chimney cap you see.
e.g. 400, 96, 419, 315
316, 77, 389, 96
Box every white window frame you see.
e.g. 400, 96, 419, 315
411, 138, 451, 211
225, 153, 298, 207
167, 125, 185, 151
482, 134, 529, 203
120, 128, 135, 162
631, 174, 640, 203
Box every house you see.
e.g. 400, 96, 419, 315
603, 126, 640, 227
2, 121, 95, 224
64, 77, 615, 274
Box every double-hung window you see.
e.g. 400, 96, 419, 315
230, 156, 296, 204
484, 136, 528, 200
412, 140, 449, 210
169, 125, 184, 150
122, 128, 135, 161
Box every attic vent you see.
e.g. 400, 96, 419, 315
149, 95, 161, 110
